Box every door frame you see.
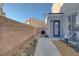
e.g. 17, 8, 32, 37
53, 20, 60, 37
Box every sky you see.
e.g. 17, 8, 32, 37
3, 3, 52, 23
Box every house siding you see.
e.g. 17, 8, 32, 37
46, 3, 79, 39
60, 3, 79, 35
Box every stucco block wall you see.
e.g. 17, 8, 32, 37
0, 16, 35, 55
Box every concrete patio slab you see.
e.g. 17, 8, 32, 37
34, 38, 62, 56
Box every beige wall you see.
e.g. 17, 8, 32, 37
24, 18, 47, 36
0, 16, 35, 55
24, 18, 47, 28
51, 3, 63, 13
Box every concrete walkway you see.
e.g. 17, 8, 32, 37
34, 38, 62, 56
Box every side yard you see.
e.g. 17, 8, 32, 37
15, 36, 38, 56
53, 40, 79, 56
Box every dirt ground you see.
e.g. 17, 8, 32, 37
53, 40, 79, 56
14, 37, 38, 56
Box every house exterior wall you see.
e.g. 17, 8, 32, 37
51, 3, 63, 13
46, 14, 63, 38
46, 3, 79, 38
60, 3, 79, 35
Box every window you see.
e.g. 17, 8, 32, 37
75, 12, 79, 31
76, 13, 79, 24
72, 14, 76, 31
71, 12, 79, 31
68, 16, 72, 31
